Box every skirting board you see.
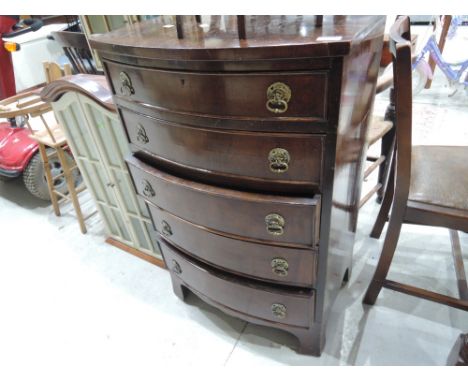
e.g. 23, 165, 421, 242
106, 237, 166, 269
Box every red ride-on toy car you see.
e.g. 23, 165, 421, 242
0, 16, 77, 200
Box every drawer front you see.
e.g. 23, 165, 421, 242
127, 156, 320, 247
106, 61, 328, 120
120, 107, 324, 189
161, 239, 314, 327
148, 203, 317, 287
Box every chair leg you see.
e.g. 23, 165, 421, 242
363, 196, 405, 305
377, 129, 395, 203
38, 144, 61, 216
56, 147, 87, 234
449, 230, 468, 300
370, 158, 395, 239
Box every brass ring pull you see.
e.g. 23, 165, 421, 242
142, 179, 155, 198
119, 71, 135, 97
161, 220, 173, 237
266, 82, 291, 114
265, 213, 285, 236
271, 303, 287, 319
271, 258, 289, 277
172, 260, 182, 275
268, 148, 290, 173
136, 124, 149, 144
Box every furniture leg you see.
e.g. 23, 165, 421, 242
370, 157, 395, 239
38, 144, 61, 216
291, 322, 325, 356
449, 230, 468, 300
56, 147, 87, 234
171, 276, 187, 301
363, 196, 405, 305
425, 15, 452, 89
377, 129, 395, 202
342, 267, 351, 286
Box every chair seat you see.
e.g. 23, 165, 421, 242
367, 116, 393, 146
410, 146, 468, 211
29, 124, 67, 148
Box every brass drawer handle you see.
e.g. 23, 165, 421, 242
271, 303, 287, 319
172, 260, 182, 275
268, 148, 290, 173
265, 213, 285, 236
161, 220, 173, 237
141, 179, 155, 198
136, 124, 149, 144
266, 82, 291, 114
271, 258, 289, 277
119, 71, 135, 97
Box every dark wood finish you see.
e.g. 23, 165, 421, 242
147, 201, 318, 287
237, 15, 246, 40
90, 16, 382, 61
160, 239, 315, 327
120, 106, 324, 193
175, 15, 184, 39
91, 15, 386, 355
363, 16, 468, 312
105, 61, 329, 121
380, 33, 418, 68
115, 91, 331, 134
106, 237, 166, 269
127, 155, 321, 247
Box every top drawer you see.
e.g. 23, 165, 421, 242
105, 60, 328, 120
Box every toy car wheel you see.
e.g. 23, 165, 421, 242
23, 149, 82, 200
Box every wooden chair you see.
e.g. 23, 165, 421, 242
0, 62, 96, 233
363, 16, 468, 311
28, 109, 90, 234
359, 69, 395, 208
50, 31, 99, 74
43, 61, 72, 83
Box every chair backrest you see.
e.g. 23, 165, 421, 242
51, 31, 98, 75
389, 16, 413, 202
43, 61, 72, 83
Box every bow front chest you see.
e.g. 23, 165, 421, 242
90, 15, 385, 355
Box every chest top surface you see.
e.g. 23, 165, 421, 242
89, 15, 385, 61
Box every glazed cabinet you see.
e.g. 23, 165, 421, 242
41, 76, 161, 262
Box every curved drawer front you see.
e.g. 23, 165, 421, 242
148, 203, 317, 287
106, 60, 328, 120
120, 107, 324, 190
127, 155, 320, 247
161, 240, 314, 328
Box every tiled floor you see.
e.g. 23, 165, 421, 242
0, 24, 467, 371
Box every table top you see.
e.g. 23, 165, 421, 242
89, 15, 386, 61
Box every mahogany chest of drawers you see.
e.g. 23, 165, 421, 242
90, 15, 385, 355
